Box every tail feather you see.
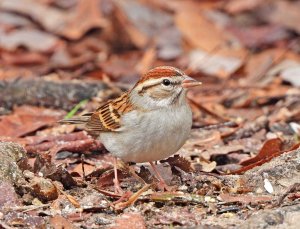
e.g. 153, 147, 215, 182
58, 115, 90, 125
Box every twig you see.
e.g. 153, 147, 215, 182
192, 121, 238, 130
52, 182, 81, 208
273, 183, 300, 206
81, 154, 86, 182
114, 184, 152, 210
3, 204, 50, 213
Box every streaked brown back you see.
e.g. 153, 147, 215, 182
85, 93, 133, 136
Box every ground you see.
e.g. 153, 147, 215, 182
0, 0, 300, 228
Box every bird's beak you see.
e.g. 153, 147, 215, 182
182, 76, 202, 89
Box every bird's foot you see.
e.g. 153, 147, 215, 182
113, 178, 124, 195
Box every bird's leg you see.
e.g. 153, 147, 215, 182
113, 157, 124, 195
149, 161, 172, 191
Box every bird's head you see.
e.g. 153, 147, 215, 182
130, 66, 201, 109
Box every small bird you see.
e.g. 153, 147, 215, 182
60, 66, 201, 193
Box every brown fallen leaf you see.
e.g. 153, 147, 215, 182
26, 138, 102, 155
239, 138, 282, 166
288, 193, 300, 201
112, 0, 148, 48
223, 0, 263, 14
0, 0, 108, 40
1, 51, 48, 65
135, 47, 156, 75
25, 131, 89, 146
279, 61, 300, 87
230, 139, 300, 174
199, 160, 217, 173
50, 46, 96, 69
71, 163, 95, 178
227, 25, 289, 49
61, 0, 108, 40
114, 0, 174, 49
242, 48, 288, 87
97, 169, 127, 188
0, 11, 32, 28
259, 0, 300, 34
0, 28, 60, 52
174, 1, 226, 52
183, 130, 223, 154
161, 155, 194, 173
49, 215, 77, 229
156, 26, 182, 60
0, 106, 64, 137
188, 49, 243, 78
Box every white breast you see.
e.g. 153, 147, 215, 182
99, 104, 192, 163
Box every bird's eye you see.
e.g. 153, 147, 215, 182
162, 79, 171, 86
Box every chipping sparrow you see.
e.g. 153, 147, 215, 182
61, 66, 201, 193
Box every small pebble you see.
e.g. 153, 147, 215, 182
264, 178, 274, 194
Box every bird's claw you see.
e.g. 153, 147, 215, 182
113, 178, 124, 195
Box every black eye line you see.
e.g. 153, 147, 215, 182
162, 79, 181, 86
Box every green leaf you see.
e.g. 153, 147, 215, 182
64, 99, 88, 119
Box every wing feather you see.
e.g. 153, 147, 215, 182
85, 93, 133, 136
60, 92, 133, 137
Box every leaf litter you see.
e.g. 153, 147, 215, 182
1, 0, 300, 228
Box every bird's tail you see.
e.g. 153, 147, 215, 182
58, 113, 92, 125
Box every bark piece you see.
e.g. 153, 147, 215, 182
0, 78, 108, 110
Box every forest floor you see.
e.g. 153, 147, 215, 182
1, 0, 300, 228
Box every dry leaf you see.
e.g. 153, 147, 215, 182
223, 0, 263, 14
0, 0, 108, 40
162, 155, 194, 173
49, 215, 77, 229
199, 160, 217, 173
239, 138, 282, 166
175, 3, 226, 52
189, 49, 243, 78
260, 0, 300, 34
0, 28, 59, 52
0, 106, 64, 137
